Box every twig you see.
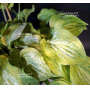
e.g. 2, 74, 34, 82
3, 3, 12, 21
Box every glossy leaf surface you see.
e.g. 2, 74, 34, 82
49, 13, 88, 36
20, 47, 54, 81
40, 28, 87, 66
0, 55, 39, 85
1, 23, 27, 48
18, 33, 41, 45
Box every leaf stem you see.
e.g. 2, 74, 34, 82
2, 4, 7, 22
3, 3, 12, 21
18, 3, 20, 20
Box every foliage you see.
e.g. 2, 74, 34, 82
0, 3, 89, 85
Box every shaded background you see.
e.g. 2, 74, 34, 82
0, 3, 90, 56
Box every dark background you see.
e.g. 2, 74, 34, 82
0, 3, 90, 56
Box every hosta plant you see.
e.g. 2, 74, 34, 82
0, 3, 89, 85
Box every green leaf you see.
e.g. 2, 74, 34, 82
0, 21, 25, 35
14, 40, 28, 49
0, 39, 3, 47
0, 21, 5, 30
20, 47, 54, 81
1, 23, 27, 49
38, 27, 51, 39
21, 5, 35, 22
1, 22, 9, 35
0, 3, 14, 10
12, 9, 24, 22
51, 28, 87, 64
0, 21, 19, 36
70, 61, 90, 85
49, 13, 88, 36
38, 27, 50, 34
9, 49, 22, 68
23, 23, 40, 35
87, 56, 90, 63
40, 28, 87, 66
6, 3, 14, 10
13, 23, 41, 49
12, 9, 17, 15
38, 8, 58, 26
13, 17, 24, 22
0, 55, 8, 67
13, 31, 41, 49
18, 33, 41, 45
50, 78, 72, 85
61, 65, 70, 81
0, 55, 39, 85
43, 79, 50, 85
40, 39, 70, 78
12, 5, 35, 22
20, 69, 39, 85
